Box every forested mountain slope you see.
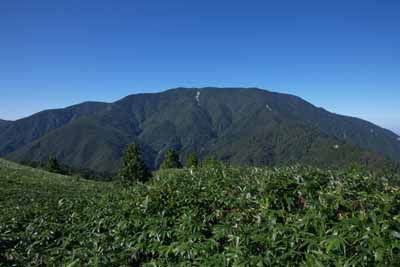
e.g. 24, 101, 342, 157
1, 88, 399, 172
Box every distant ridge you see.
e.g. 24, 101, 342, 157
1, 87, 399, 173
0, 119, 10, 126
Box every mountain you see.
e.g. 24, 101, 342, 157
1, 87, 399, 173
0, 102, 108, 156
0, 119, 10, 126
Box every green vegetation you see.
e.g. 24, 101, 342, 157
21, 160, 113, 181
161, 149, 183, 169
186, 152, 199, 168
2, 88, 400, 174
118, 143, 151, 183
1, 158, 399, 266
47, 156, 62, 174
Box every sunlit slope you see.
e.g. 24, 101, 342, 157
1, 160, 399, 265
0, 158, 112, 220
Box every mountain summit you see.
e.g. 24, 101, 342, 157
0, 88, 399, 173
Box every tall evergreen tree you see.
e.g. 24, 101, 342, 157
119, 143, 151, 183
161, 149, 183, 169
187, 152, 199, 168
205, 156, 221, 169
47, 156, 62, 174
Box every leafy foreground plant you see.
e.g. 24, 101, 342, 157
0, 159, 399, 266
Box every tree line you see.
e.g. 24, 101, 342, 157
118, 143, 202, 183
45, 143, 204, 183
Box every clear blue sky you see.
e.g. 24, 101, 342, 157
1, 0, 399, 134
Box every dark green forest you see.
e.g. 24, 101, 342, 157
1, 88, 400, 173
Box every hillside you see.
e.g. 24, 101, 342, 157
1, 159, 399, 265
0, 119, 10, 127
0, 158, 111, 216
1, 88, 399, 172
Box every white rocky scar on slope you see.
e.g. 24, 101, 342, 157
266, 104, 272, 111
196, 91, 201, 104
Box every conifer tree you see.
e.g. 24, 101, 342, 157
205, 156, 221, 169
161, 149, 183, 169
119, 143, 151, 183
187, 152, 199, 168
47, 156, 62, 174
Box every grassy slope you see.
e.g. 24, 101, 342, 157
0, 159, 114, 264
1, 159, 399, 266
0, 158, 110, 212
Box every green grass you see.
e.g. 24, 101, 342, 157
0, 159, 111, 216
1, 159, 399, 266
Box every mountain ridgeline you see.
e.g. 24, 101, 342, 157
0, 88, 399, 173
0, 119, 10, 127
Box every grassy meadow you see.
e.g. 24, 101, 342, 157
0, 159, 399, 266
